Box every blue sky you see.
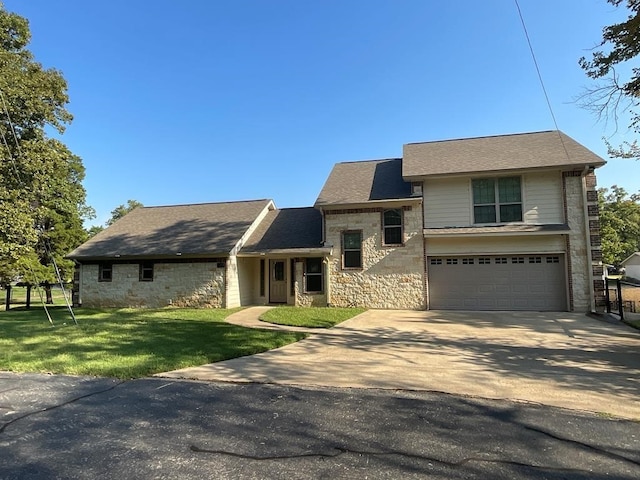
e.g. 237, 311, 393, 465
4, 0, 639, 227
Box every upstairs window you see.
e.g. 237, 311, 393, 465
342, 231, 362, 269
472, 177, 522, 224
139, 262, 154, 282
304, 258, 324, 293
98, 263, 112, 282
382, 209, 403, 245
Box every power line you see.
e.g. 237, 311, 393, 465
514, 0, 573, 162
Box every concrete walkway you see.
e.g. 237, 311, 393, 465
159, 308, 640, 419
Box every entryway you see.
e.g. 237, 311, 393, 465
269, 259, 287, 303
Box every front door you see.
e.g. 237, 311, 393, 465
269, 260, 287, 303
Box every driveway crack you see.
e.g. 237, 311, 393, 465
189, 444, 604, 473
0, 381, 126, 434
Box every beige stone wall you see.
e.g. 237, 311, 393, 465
325, 205, 425, 309
79, 262, 225, 308
564, 174, 591, 311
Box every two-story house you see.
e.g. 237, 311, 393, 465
68, 130, 606, 312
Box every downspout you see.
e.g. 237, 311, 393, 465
581, 165, 596, 313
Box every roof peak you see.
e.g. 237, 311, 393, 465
405, 130, 560, 147
140, 198, 272, 209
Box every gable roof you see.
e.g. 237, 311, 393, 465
402, 130, 606, 178
67, 199, 273, 260
241, 207, 327, 254
315, 158, 413, 207
621, 252, 640, 266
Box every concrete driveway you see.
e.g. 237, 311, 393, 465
160, 309, 640, 419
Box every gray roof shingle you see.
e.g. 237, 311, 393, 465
403, 130, 606, 178
67, 199, 272, 260
241, 207, 325, 253
315, 158, 412, 206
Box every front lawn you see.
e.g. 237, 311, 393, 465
259, 306, 366, 328
0, 307, 306, 378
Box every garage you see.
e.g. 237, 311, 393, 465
427, 254, 567, 311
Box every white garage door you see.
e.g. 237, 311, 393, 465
428, 255, 567, 311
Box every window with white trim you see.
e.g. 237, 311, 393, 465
472, 176, 522, 224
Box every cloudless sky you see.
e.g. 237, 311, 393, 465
4, 0, 639, 227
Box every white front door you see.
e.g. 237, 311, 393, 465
269, 260, 287, 303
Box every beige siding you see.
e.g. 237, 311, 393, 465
423, 178, 471, 228
225, 256, 241, 308
237, 257, 258, 306
523, 171, 563, 223
426, 235, 566, 255
423, 171, 565, 228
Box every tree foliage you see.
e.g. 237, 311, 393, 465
0, 4, 92, 288
598, 185, 640, 266
579, 0, 640, 160
107, 200, 143, 226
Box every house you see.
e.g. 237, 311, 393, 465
67, 130, 607, 312
621, 253, 640, 281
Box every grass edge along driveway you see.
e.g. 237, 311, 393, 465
260, 306, 366, 328
0, 307, 306, 379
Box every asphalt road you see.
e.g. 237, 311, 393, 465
1, 373, 639, 479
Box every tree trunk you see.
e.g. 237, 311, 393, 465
44, 282, 53, 304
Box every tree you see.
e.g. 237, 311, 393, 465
0, 4, 93, 301
579, 0, 640, 160
106, 200, 143, 226
598, 186, 640, 266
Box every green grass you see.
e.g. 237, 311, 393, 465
0, 307, 306, 378
1, 286, 72, 310
259, 306, 366, 328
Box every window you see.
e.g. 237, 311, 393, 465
478, 257, 491, 264
528, 256, 542, 264
472, 176, 522, 224
342, 231, 362, 269
139, 262, 154, 281
446, 258, 458, 265
98, 263, 112, 282
462, 258, 474, 265
546, 256, 560, 264
382, 209, 403, 245
430, 258, 442, 265
273, 261, 285, 281
495, 257, 508, 264
304, 258, 323, 293
511, 257, 524, 264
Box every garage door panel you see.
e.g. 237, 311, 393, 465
428, 255, 566, 311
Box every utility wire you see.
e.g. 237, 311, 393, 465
514, 0, 573, 162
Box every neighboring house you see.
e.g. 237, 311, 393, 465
68, 130, 606, 312
621, 253, 640, 281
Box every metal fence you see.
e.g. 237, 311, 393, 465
605, 278, 640, 322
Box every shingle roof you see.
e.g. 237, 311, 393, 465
241, 207, 325, 253
67, 199, 273, 260
423, 224, 570, 237
315, 158, 413, 206
403, 130, 606, 178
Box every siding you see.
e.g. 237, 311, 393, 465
523, 171, 563, 223
423, 171, 564, 228
237, 257, 257, 306
225, 256, 241, 308
425, 235, 566, 255
423, 178, 471, 227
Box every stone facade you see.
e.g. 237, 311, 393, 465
79, 261, 225, 308
293, 260, 327, 307
563, 173, 592, 312
324, 204, 425, 309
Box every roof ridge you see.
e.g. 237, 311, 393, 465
405, 130, 559, 147
334, 157, 401, 165
140, 199, 272, 209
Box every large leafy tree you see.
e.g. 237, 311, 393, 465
598, 186, 640, 266
0, 4, 92, 301
579, 0, 640, 160
107, 199, 143, 226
